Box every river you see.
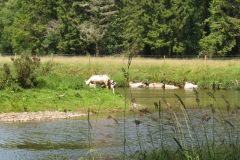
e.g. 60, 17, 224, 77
0, 89, 239, 160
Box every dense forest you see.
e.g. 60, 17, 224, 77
0, 0, 239, 57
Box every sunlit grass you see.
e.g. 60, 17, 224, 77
0, 55, 239, 113
126, 91, 240, 160
0, 88, 125, 113
1, 56, 239, 89
1, 55, 240, 67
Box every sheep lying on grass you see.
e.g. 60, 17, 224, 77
184, 82, 198, 90
129, 82, 148, 88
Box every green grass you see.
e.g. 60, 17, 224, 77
1, 56, 240, 89
0, 56, 239, 113
128, 145, 240, 160
0, 88, 125, 113
37, 58, 240, 89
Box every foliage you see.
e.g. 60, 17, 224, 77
0, 0, 239, 56
0, 54, 42, 89
199, 0, 240, 56
76, 0, 118, 56
13, 54, 41, 88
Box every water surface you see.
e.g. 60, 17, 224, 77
0, 89, 239, 160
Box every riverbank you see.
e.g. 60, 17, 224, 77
1, 56, 239, 89
0, 89, 125, 113
42, 56, 240, 89
0, 111, 88, 122
0, 56, 239, 115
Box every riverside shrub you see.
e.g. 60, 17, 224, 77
1, 54, 43, 89
13, 54, 41, 88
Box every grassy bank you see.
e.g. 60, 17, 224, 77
0, 88, 125, 113
1, 56, 240, 89
40, 56, 240, 89
0, 56, 239, 113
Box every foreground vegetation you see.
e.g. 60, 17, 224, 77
81, 90, 240, 160
128, 91, 240, 160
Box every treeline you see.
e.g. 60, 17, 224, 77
0, 0, 239, 56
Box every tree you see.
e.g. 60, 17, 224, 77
0, 0, 21, 54
121, 0, 209, 56
117, 0, 145, 55
55, 0, 86, 55
76, 0, 118, 56
0, 0, 59, 55
0, 0, 239, 57
200, 0, 240, 56
141, 0, 173, 55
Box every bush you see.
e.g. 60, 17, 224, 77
0, 64, 13, 88
13, 54, 41, 88
0, 54, 44, 89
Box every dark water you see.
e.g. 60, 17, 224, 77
0, 89, 239, 160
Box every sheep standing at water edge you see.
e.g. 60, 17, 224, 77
85, 74, 116, 93
85, 75, 110, 87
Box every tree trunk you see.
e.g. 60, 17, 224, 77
95, 42, 100, 57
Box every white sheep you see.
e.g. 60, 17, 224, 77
85, 75, 110, 88
184, 82, 198, 90
129, 82, 147, 88
149, 83, 164, 88
85, 75, 116, 93
164, 84, 179, 89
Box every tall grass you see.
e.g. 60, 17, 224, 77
122, 55, 133, 160
126, 91, 240, 160
117, 57, 239, 159
1, 56, 239, 89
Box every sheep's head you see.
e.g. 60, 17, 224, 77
85, 80, 90, 85
110, 80, 116, 88
107, 80, 116, 88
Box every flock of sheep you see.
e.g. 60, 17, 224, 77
129, 81, 198, 90
85, 74, 198, 93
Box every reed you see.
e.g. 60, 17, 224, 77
75, 56, 240, 160
127, 90, 240, 160
122, 55, 133, 160
44, 68, 239, 160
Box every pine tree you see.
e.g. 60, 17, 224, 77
77, 0, 118, 56
141, 0, 173, 55
200, 0, 240, 56
56, 0, 84, 55
119, 0, 146, 55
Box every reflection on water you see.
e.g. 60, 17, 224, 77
0, 89, 239, 160
118, 88, 240, 109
